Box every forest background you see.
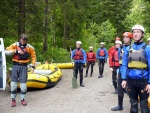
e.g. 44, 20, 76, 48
0, 0, 150, 66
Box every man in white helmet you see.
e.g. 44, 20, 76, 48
147, 37, 150, 45
121, 25, 150, 113
71, 41, 86, 87
109, 40, 122, 94
85, 46, 96, 77
96, 42, 108, 78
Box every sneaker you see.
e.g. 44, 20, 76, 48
21, 99, 27, 106
98, 75, 102, 78
11, 99, 16, 107
111, 106, 123, 111
80, 84, 85, 87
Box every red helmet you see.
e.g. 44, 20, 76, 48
122, 32, 132, 39
115, 37, 120, 41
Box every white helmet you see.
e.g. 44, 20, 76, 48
115, 40, 122, 45
76, 41, 82, 45
89, 46, 93, 49
148, 37, 150, 41
132, 25, 144, 33
100, 42, 105, 45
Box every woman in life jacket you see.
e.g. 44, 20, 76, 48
121, 25, 150, 113
96, 42, 108, 78
111, 32, 132, 111
71, 41, 86, 87
85, 46, 96, 77
109, 40, 122, 94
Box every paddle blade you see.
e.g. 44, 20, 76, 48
72, 76, 78, 89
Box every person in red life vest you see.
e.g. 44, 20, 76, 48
6, 34, 36, 107
71, 41, 86, 87
108, 37, 121, 56
111, 32, 132, 111
85, 46, 96, 77
96, 42, 108, 78
109, 40, 122, 94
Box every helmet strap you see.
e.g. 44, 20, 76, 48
136, 36, 143, 43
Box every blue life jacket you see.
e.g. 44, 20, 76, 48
96, 48, 108, 59
121, 42, 150, 83
119, 45, 130, 72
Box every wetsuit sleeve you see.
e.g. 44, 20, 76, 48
29, 47, 36, 66
144, 46, 150, 83
83, 50, 87, 64
104, 49, 108, 59
96, 49, 99, 59
118, 48, 120, 61
5, 42, 17, 55
71, 50, 75, 59
109, 50, 113, 67
121, 48, 129, 80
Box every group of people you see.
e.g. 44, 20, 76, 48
71, 40, 108, 87
71, 24, 150, 113
5, 24, 150, 113
109, 25, 150, 113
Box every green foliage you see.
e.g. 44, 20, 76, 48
97, 20, 116, 49
123, 0, 150, 40
1, 0, 150, 66
36, 46, 71, 63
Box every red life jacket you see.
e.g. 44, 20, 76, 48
74, 49, 83, 60
99, 49, 105, 56
13, 46, 29, 60
87, 52, 94, 62
108, 46, 115, 56
112, 49, 119, 66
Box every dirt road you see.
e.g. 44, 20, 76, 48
0, 63, 131, 113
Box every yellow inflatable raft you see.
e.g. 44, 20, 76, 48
52, 62, 86, 69
52, 62, 74, 69
9, 63, 62, 88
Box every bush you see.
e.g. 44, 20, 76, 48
36, 46, 71, 63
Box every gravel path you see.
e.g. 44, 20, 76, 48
0, 62, 131, 113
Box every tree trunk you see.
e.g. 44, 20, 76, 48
42, 0, 48, 52
63, 5, 67, 49
18, 0, 25, 40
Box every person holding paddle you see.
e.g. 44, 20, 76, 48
71, 41, 86, 87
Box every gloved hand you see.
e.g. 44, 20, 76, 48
110, 67, 113, 71
83, 63, 86, 67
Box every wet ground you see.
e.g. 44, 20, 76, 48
0, 62, 132, 113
